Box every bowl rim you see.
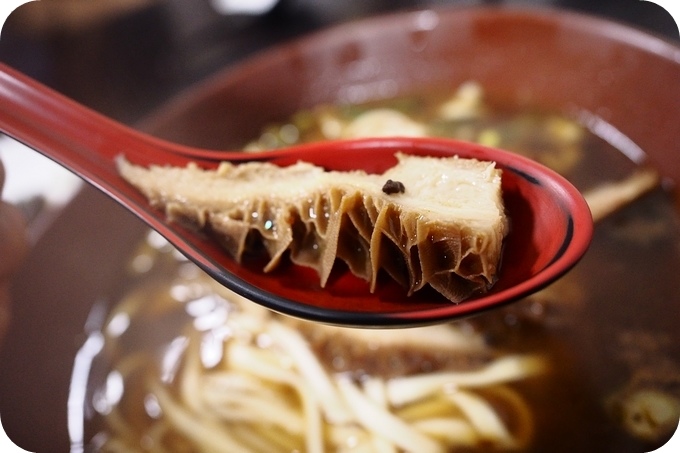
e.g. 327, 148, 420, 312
137, 4, 680, 138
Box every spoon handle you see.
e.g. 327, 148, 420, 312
0, 64, 249, 177
0, 63, 216, 168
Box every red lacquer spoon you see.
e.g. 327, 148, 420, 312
0, 63, 592, 327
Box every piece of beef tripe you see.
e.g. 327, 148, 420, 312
117, 153, 508, 303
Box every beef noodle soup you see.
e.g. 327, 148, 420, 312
69, 83, 680, 452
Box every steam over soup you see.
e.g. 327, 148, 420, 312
72, 83, 680, 452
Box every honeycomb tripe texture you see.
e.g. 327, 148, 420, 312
117, 153, 509, 303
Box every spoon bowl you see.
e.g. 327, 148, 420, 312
0, 63, 593, 327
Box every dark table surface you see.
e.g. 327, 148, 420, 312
1, 0, 678, 126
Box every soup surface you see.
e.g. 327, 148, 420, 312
70, 83, 680, 452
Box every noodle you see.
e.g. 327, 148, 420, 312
484, 385, 536, 449
411, 418, 477, 447
151, 382, 253, 453
362, 378, 397, 453
225, 342, 323, 453
267, 322, 354, 424
335, 376, 445, 453
385, 355, 546, 406
91, 269, 547, 452
583, 169, 660, 222
445, 390, 515, 447
201, 374, 305, 433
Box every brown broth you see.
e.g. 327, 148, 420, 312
71, 89, 680, 452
